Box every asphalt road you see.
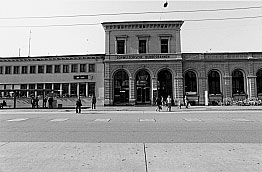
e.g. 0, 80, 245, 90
1, 110, 262, 143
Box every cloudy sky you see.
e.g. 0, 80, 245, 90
0, 0, 261, 57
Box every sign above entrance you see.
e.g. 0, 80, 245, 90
116, 54, 170, 60
73, 75, 94, 80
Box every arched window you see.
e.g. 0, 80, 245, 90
208, 70, 221, 94
184, 71, 197, 93
232, 69, 245, 94
157, 69, 172, 99
113, 70, 129, 104
256, 69, 262, 95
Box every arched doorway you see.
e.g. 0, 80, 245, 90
208, 70, 222, 105
157, 69, 172, 99
136, 70, 151, 104
232, 69, 245, 95
113, 70, 129, 104
256, 69, 262, 97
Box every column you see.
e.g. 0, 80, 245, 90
174, 76, 183, 100
198, 77, 207, 105
151, 77, 158, 105
26, 84, 29, 97
68, 83, 71, 96
223, 75, 232, 99
59, 84, 63, 97
129, 77, 135, 105
247, 75, 256, 98
77, 83, 80, 97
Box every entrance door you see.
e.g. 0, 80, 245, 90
137, 86, 150, 104
136, 70, 151, 104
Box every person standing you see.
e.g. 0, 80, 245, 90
35, 96, 39, 108
43, 97, 47, 108
91, 95, 96, 110
166, 95, 172, 112
184, 95, 189, 109
155, 96, 162, 112
48, 97, 53, 109
76, 98, 82, 113
31, 97, 35, 109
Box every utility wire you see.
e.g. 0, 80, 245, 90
0, 6, 261, 20
0, 15, 261, 28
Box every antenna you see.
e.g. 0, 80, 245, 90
28, 30, 32, 57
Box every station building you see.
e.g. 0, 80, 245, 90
0, 20, 262, 107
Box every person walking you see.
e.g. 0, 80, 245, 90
184, 95, 189, 109
76, 98, 82, 113
31, 97, 35, 109
155, 96, 162, 112
166, 95, 172, 112
91, 95, 96, 109
35, 96, 39, 108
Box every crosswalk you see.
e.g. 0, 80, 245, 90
3, 117, 258, 123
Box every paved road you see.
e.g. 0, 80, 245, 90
1, 110, 262, 143
1, 109, 262, 172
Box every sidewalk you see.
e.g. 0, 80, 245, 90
1, 105, 262, 113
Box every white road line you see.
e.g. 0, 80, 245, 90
232, 118, 253, 122
184, 118, 202, 122
139, 119, 156, 122
50, 118, 69, 122
94, 119, 111, 122
7, 118, 29, 122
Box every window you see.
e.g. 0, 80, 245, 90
45, 83, 52, 95
46, 65, 53, 73
88, 64, 95, 72
161, 39, 169, 53
80, 64, 86, 72
63, 64, 69, 73
13, 66, 20, 74
208, 70, 221, 94
71, 64, 78, 73
88, 82, 95, 97
37, 84, 44, 96
29, 84, 35, 96
54, 83, 60, 96
54, 65, 61, 73
257, 69, 262, 95
62, 83, 69, 97
70, 83, 77, 97
232, 69, 245, 94
0, 67, 3, 74
5, 66, 11, 74
22, 66, 28, 74
79, 83, 86, 96
117, 40, 125, 54
139, 40, 147, 53
30, 66, 36, 74
185, 71, 197, 93
20, 84, 27, 97
38, 65, 44, 73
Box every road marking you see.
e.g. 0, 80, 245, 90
7, 118, 29, 122
139, 119, 156, 122
232, 118, 253, 122
184, 118, 202, 122
94, 119, 111, 122
50, 118, 69, 122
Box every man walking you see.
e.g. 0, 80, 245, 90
76, 98, 82, 113
91, 95, 96, 110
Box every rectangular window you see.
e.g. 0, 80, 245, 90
30, 66, 36, 74
88, 82, 95, 97
88, 64, 95, 72
29, 84, 35, 96
45, 83, 52, 95
37, 83, 44, 96
62, 83, 69, 97
117, 40, 125, 54
71, 64, 78, 73
22, 66, 28, 74
5, 66, 11, 74
20, 84, 27, 97
80, 64, 86, 73
79, 83, 86, 97
38, 65, 44, 73
54, 65, 61, 73
46, 65, 53, 73
13, 66, 20, 74
54, 83, 60, 96
161, 39, 169, 53
63, 64, 69, 73
139, 40, 147, 54
70, 83, 77, 97
0, 67, 3, 74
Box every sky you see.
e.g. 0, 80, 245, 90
0, 0, 261, 57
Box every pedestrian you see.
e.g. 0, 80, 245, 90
48, 97, 53, 108
166, 95, 172, 112
155, 96, 162, 112
43, 97, 47, 108
31, 97, 35, 108
184, 95, 189, 109
35, 96, 39, 108
76, 97, 82, 113
91, 94, 96, 109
